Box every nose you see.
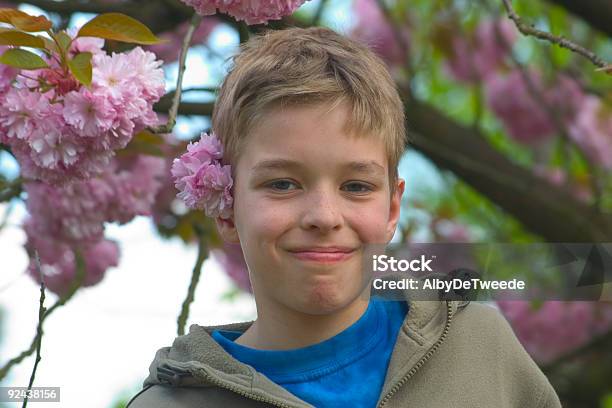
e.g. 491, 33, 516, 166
300, 185, 343, 233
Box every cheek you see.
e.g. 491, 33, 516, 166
236, 197, 293, 240
347, 200, 391, 242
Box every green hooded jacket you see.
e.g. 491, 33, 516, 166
127, 287, 561, 408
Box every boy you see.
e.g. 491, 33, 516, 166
127, 27, 561, 407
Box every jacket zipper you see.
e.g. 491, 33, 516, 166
376, 300, 455, 408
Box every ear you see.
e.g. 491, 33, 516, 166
385, 178, 405, 243
215, 213, 240, 244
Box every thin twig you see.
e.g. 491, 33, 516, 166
374, 0, 414, 95
22, 252, 46, 408
0, 198, 15, 232
158, 87, 219, 103
490, 18, 604, 207
149, 13, 203, 134
177, 224, 209, 336
0, 177, 22, 202
311, 0, 328, 26
237, 22, 250, 44
0, 248, 85, 382
501, 0, 610, 72
472, 81, 484, 131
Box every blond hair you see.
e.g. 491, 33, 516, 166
212, 26, 406, 192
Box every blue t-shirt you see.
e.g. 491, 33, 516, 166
211, 298, 409, 408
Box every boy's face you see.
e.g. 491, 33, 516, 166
216, 101, 405, 316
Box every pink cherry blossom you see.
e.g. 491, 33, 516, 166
28, 117, 80, 170
485, 70, 584, 144
568, 96, 612, 170
0, 38, 165, 184
446, 19, 516, 83
24, 154, 166, 244
25, 219, 120, 297
180, 0, 308, 25
350, 0, 410, 68
0, 88, 52, 141
433, 219, 472, 242
65, 27, 106, 58
171, 132, 233, 219
122, 47, 166, 101
62, 88, 116, 137
25, 179, 112, 244
105, 155, 167, 223
0, 46, 18, 93
212, 242, 252, 293
497, 300, 612, 364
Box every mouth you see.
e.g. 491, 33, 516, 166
287, 248, 357, 264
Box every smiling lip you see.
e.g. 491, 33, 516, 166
287, 247, 357, 263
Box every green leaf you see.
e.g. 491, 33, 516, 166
117, 130, 165, 157
55, 31, 72, 51
0, 48, 48, 69
68, 52, 92, 86
0, 30, 46, 48
40, 36, 58, 53
0, 8, 29, 25
77, 13, 163, 45
9, 14, 52, 32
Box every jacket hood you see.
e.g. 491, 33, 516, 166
142, 274, 467, 407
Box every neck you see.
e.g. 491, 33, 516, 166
235, 291, 371, 350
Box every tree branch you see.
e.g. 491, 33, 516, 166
150, 13, 202, 134
501, 0, 610, 72
153, 99, 214, 116
22, 252, 46, 408
404, 98, 612, 242
177, 224, 208, 336
0, 249, 85, 382
490, 18, 605, 207
311, 0, 328, 26
0, 177, 23, 202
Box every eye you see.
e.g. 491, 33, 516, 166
343, 182, 373, 193
267, 179, 298, 191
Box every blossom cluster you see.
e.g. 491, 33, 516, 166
497, 300, 612, 363
486, 70, 585, 144
437, 19, 611, 168
349, 0, 410, 69
180, 0, 308, 25
0, 35, 165, 185
25, 220, 120, 297
171, 132, 233, 220
24, 153, 167, 295
445, 19, 517, 83
568, 96, 612, 170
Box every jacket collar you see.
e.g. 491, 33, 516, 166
143, 274, 465, 407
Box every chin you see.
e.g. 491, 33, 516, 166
296, 281, 364, 315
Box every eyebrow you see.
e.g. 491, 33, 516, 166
251, 158, 386, 176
